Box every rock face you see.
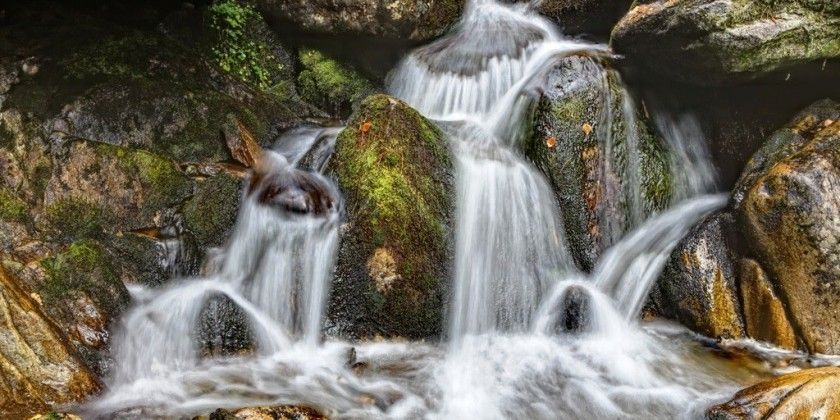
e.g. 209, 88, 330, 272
0, 0, 302, 386
328, 95, 454, 338
734, 99, 840, 354
0, 267, 100, 416
612, 0, 840, 84
252, 0, 464, 42
708, 367, 840, 420
657, 99, 840, 354
528, 56, 672, 270
210, 405, 326, 420
652, 213, 744, 339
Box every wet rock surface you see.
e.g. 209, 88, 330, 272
657, 99, 840, 354
612, 0, 840, 85
528, 56, 671, 270
327, 94, 454, 339
708, 367, 840, 420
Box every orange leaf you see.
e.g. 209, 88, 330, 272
581, 122, 593, 136
360, 121, 372, 134
545, 136, 557, 148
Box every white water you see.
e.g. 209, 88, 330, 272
87, 1, 791, 418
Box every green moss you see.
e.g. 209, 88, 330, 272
182, 173, 242, 248
0, 188, 27, 223
63, 33, 158, 80
40, 240, 128, 314
332, 94, 452, 337
44, 197, 112, 242
209, 0, 287, 91
95, 143, 193, 210
297, 49, 374, 116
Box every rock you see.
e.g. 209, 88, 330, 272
611, 0, 840, 85
707, 367, 840, 420
529, 0, 633, 37
734, 99, 840, 354
528, 56, 672, 270
653, 212, 745, 339
653, 100, 840, 354
297, 49, 376, 119
43, 140, 193, 238
0, 267, 100, 417
210, 405, 325, 420
223, 116, 264, 168
198, 294, 254, 357
1, 2, 305, 163
248, 159, 340, 217
738, 258, 797, 350
327, 95, 454, 338
183, 172, 244, 249
252, 0, 464, 42
543, 284, 593, 334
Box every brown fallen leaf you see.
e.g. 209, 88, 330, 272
360, 121, 372, 134
582, 122, 593, 136
823, 119, 835, 127
545, 136, 557, 148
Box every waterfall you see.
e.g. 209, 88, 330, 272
88, 1, 768, 418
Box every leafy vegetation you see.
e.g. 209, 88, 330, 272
209, 0, 285, 91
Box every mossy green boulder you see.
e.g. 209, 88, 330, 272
183, 172, 244, 249
327, 94, 454, 339
611, 0, 840, 84
527, 56, 672, 270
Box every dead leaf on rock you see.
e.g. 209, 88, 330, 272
823, 119, 835, 127
582, 122, 593, 136
546, 136, 557, 148
360, 121, 372, 134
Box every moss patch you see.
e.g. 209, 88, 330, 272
44, 197, 112, 243
297, 49, 374, 117
182, 173, 242, 248
330, 94, 452, 338
0, 188, 27, 223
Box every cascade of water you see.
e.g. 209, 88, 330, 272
89, 1, 776, 418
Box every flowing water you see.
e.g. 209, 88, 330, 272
86, 0, 811, 418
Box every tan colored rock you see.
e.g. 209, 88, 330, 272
736, 101, 840, 354
738, 259, 797, 350
223, 117, 264, 168
210, 405, 325, 420
708, 367, 840, 420
0, 267, 99, 417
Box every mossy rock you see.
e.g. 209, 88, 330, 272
36, 240, 131, 375
327, 94, 454, 339
527, 56, 672, 270
1, 3, 306, 163
612, 0, 840, 84
297, 49, 375, 118
182, 172, 243, 249
0, 187, 27, 224
43, 140, 194, 238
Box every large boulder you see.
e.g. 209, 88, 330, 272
655, 99, 840, 354
251, 0, 464, 42
733, 99, 840, 354
528, 56, 672, 270
327, 95, 454, 339
611, 0, 840, 85
708, 367, 840, 420
0, 267, 100, 417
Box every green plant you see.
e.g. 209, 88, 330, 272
209, 0, 284, 90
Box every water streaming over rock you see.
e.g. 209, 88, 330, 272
87, 1, 784, 418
